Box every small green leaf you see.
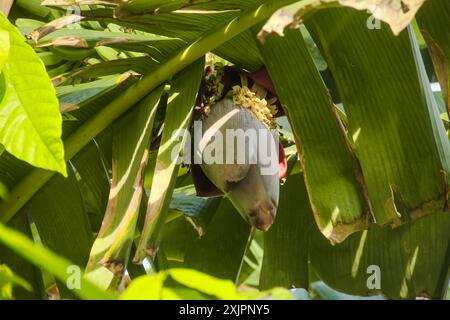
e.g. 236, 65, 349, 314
120, 272, 169, 300
243, 287, 294, 300
0, 12, 66, 176
121, 268, 294, 300
168, 269, 243, 300
121, 269, 242, 300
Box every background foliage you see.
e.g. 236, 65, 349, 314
0, 0, 449, 300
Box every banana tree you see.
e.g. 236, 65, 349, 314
0, 0, 449, 300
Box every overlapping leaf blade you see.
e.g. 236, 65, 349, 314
257, 26, 370, 242
72, 134, 112, 232
135, 58, 205, 262
85, 86, 164, 290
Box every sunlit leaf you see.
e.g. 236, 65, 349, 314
0, 12, 66, 175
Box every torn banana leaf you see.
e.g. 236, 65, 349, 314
85, 85, 164, 290
274, 158, 450, 299
61, 73, 138, 138
30, 14, 85, 41
72, 57, 159, 79
36, 28, 179, 49
134, 58, 204, 262
337, 0, 426, 35
259, 0, 426, 40
306, 8, 450, 227
56, 74, 130, 113
257, 26, 370, 242
84, 5, 264, 71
